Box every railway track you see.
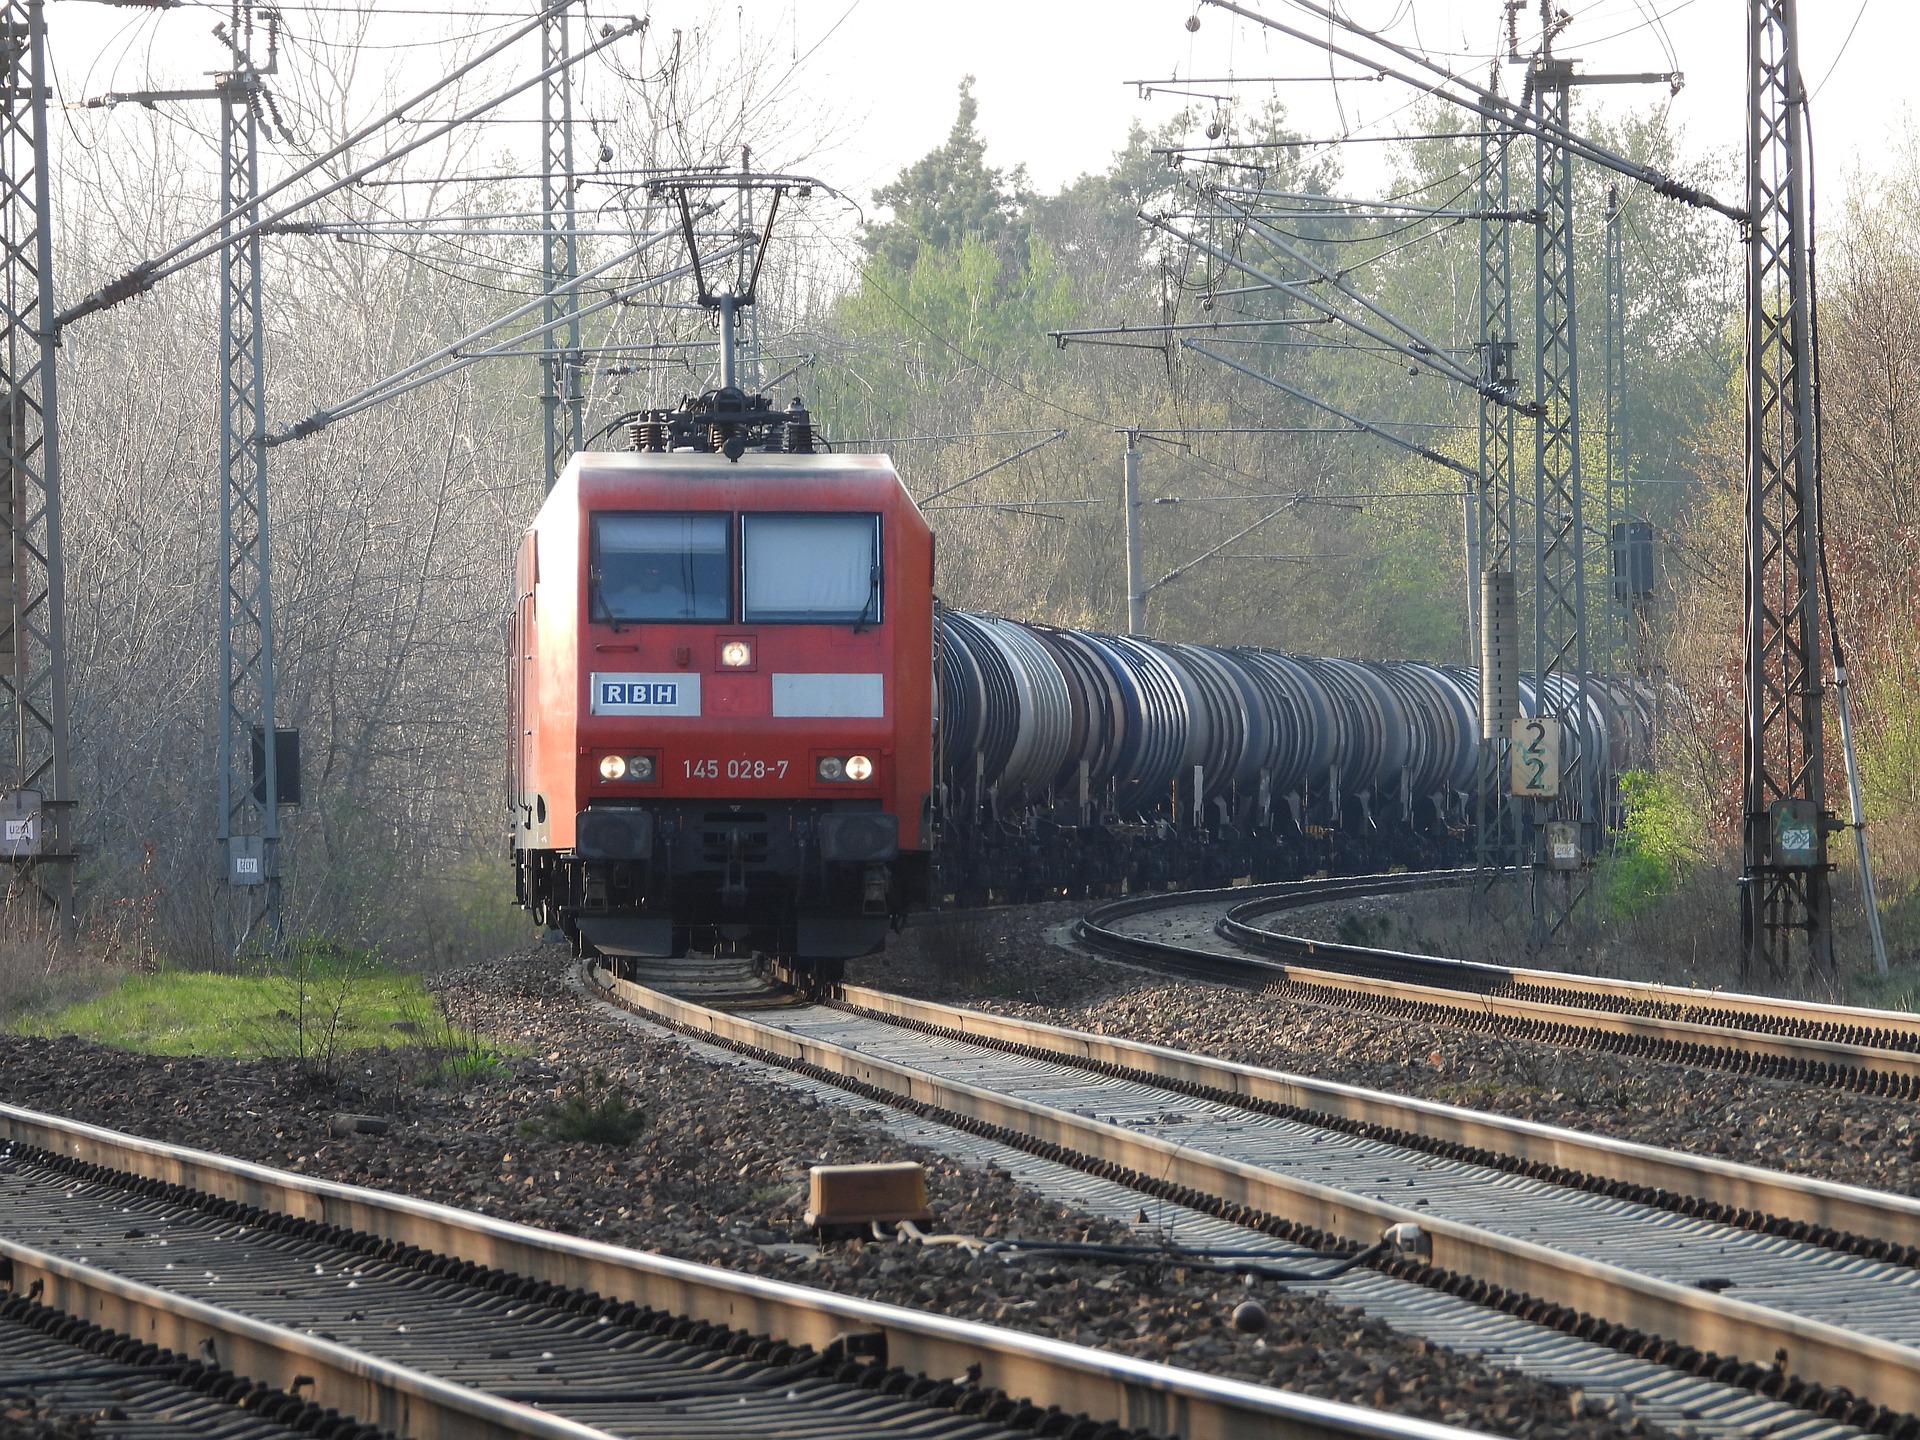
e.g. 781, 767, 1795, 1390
0, 1280, 406, 1440
1076, 872, 1920, 1097
0, 1103, 1483, 1440
587, 959, 1920, 1440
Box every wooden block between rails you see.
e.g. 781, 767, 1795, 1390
805, 1162, 931, 1227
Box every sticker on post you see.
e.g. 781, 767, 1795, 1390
1545, 820, 1583, 870
0, 790, 42, 858
1770, 798, 1822, 869
229, 835, 268, 887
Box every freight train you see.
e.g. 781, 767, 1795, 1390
509, 389, 1650, 980
934, 615, 1648, 903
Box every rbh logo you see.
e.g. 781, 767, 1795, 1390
600, 680, 677, 707
590, 671, 699, 716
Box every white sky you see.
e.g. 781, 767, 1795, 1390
798, 0, 1905, 203
47, 1, 1907, 224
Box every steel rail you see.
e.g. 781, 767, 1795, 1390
0, 1102, 1476, 1440
591, 968, 1920, 1427
1222, 893, 1920, 1045
0, 1238, 618, 1440
1073, 875, 1920, 1090
831, 984, 1920, 1257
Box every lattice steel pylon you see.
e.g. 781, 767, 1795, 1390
0, 0, 72, 928
1474, 103, 1523, 875
540, 0, 582, 491
1741, 0, 1833, 982
1527, 30, 1594, 941
215, 7, 282, 951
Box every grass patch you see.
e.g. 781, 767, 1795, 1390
10, 965, 473, 1060
1849, 964, 1920, 1014
423, 1040, 512, 1089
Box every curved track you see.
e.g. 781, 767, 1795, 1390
1076, 873, 1920, 1097
589, 960, 1920, 1440
0, 1103, 1473, 1440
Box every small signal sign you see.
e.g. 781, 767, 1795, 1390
1510, 716, 1562, 797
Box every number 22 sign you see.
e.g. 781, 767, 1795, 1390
1510, 717, 1562, 797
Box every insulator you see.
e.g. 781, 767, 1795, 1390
784, 399, 813, 453
629, 413, 668, 451
1479, 570, 1520, 735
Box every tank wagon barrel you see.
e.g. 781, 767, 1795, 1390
934, 609, 1653, 902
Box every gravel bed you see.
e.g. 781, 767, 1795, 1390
853, 910, 1920, 1198
0, 1404, 95, 1440
0, 949, 1648, 1440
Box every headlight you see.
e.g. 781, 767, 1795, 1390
627, 755, 655, 781
844, 754, 873, 781
817, 756, 844, 781
720, 640, 752, 668
598, 754, 627, 780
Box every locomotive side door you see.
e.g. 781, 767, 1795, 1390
512, 534, 540, 845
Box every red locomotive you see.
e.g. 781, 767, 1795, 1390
509, 390, 934, 977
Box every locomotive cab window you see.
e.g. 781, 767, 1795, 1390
591, 513, 730, 622
742, 513, 882, 625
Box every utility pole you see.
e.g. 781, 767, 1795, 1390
1597, 183, 1629, 833
1475, 82, 1522, 878
1603, 186, 1629, 670
1514, 2, 1672, 940
80, 6, 292, 952
1122, 433, 1144, 634
1741, 0, 1834, 982
540, 0, 583, 491
1524, 3, 1593, 941
0, 0, 74, 929
215, 3, 284, 953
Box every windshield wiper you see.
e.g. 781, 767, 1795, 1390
588, 568, 624, 633
851, 563, 881, 633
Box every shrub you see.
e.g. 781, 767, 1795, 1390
547, 1076, 648, 1146
1602, 770, 1705, 919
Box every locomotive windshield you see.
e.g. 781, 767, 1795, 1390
742, 513, 882, 624
592, 513, 730, 622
